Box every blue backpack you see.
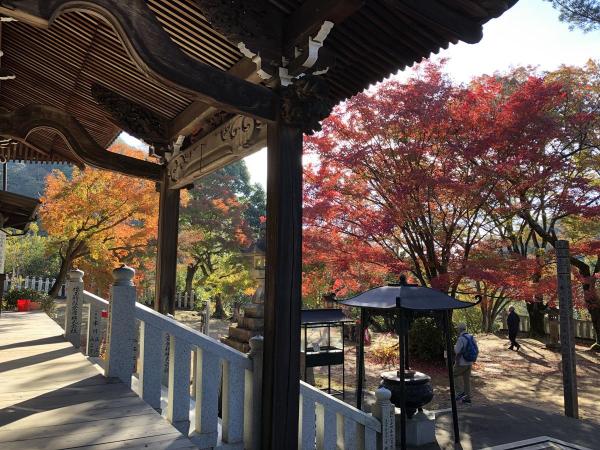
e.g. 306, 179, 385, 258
461, 334, 479, 363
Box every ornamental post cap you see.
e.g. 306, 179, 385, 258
375, 387, 392, 401
68, 269, 84, 282
112, 264, 135, 286
249, 335, 264, 353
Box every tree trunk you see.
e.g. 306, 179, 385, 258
49, 256, 72, 298
486, 296, 510, 333
582, 278, 600, 351
527, 300, 546, 337
185, 264, 198, 305
212, 293, 226, 319
528, 252, 547, 338
588, 308, 600, 351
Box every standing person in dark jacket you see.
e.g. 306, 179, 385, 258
507, 306, 521, 351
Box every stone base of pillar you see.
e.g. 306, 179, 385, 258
395, 409, 436, 447
220, 297, 264, 353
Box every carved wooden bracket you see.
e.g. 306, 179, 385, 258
280, 75, 333, 135
194, 0, 363, 85
193, 0, 283, 66
91, 84, 170, 155
0, 0, 277, 122
0, 104, 163, 181
167, 115, 266, 189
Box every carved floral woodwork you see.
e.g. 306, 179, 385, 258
190, 111, 236, 144
168, 115, 266, 189
91, 84, 170, 155
280, 75, 333, 135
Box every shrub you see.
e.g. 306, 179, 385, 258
40, 295, 55, 315
2, 288, 53, 313
453, 306, 484, 334
408, 317, 445, 362
370, 339, 399, 368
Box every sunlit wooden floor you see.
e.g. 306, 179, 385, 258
0, 311, 197, 449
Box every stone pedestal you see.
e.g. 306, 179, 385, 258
221, 288, 264, 353
395, 409, 436, 447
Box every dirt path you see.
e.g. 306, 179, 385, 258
334, 333, 600, 422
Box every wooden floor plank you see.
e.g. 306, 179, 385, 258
67, 434, 195, 450
0, 312, 197, 449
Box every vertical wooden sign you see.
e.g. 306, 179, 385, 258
556, 240, 579, 418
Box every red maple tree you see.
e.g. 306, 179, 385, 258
303, 61, 600, 347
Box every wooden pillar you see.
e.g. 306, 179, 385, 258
556, 240, 579, 418
155, 170, 180, 315
262, 121, 303, 450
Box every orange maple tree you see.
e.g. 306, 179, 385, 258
40, 145, 159, 296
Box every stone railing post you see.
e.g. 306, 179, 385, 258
372, 387, 395, 450
86, 299, 103, 357
246, 335, 263, 450
64, 269, 84, 348
105, 265, 137, 387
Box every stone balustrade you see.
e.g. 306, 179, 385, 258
62, 267, 395, 450
299, 382, 395, 450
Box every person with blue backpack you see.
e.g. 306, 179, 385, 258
453, 322, 478, 404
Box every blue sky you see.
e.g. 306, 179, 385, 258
123, 0, 600, 188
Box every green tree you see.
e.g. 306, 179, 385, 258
546, 0, 600, 32
4, 223, 60, 277
179, 160, 264, 318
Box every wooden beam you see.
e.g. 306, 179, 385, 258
0, 0, 278, 122
167, 115, 266, 190
155, 169, 180, 315
168, 58, 263, 140
0, 104, 162, 181
262, 121, 303, 450
284, 0, 365, 51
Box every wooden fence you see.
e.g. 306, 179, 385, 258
60, 268, 396, 450
499, 312, 596, 341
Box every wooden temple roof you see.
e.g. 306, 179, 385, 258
0, 0, 517, 171
0, 189, 40, 231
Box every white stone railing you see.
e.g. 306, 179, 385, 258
61, 267, 395, 450
7, 273, 196, 308
299, 383, 394, 450
4, 274, 66, 297
499, 312, 596, 340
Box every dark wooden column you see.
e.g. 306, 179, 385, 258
155, 169, 180, 315
262, 120, 303, 450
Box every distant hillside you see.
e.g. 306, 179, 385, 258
5, 162, 72, 199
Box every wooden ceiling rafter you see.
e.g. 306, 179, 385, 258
0, 0, 517, 177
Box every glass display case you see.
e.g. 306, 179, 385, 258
301, 308, 353, 398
